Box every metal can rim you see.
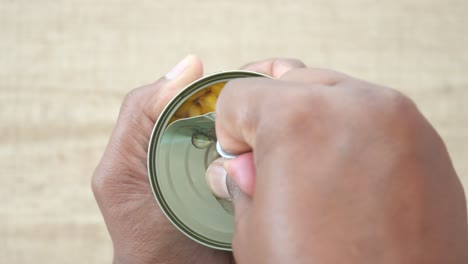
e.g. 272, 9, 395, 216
147, 70, 270, 251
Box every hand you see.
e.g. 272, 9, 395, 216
208, 67, 468, 263
92, 55, 305, 264
92, 55, 230, 264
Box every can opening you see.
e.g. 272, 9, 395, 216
168, 81, 226, 125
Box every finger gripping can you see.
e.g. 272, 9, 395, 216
147, 71, 269, 250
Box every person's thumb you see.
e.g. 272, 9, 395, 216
224, 152, 256, 196
205, 155, 254, 258
205, 158, 231, 200
141, 54, 204, 122
205, 154, 255, 213
206, 152, 255, 196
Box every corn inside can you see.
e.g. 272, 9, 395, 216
147, 71, 270, 251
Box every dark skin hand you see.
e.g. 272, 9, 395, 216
207, 66, 468, 263
92, 55, 305, 264
93, 54, 468, 263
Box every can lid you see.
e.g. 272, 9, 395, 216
153, 113, 233, 250
148, 71, 271, 251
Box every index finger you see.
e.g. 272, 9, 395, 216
215, 78, 305, 155
216, 67, 345, 155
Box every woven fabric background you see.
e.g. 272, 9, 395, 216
1, 0, 467, 263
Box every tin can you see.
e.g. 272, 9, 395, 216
147, 71, 269, 251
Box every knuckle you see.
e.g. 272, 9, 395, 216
91, 159, 121, 199
91, 167, 105, 198
91, 166, 122, 204
381, 87, 412, 108
121, 86, 148, 114
123, 81, 171, 123
379, 88, 419, 120
271, 58, 306, 77
349, 82, 417, 119
391, 91, 417, 114
91, 161, 115, 197
358, 86, 425, 141
273, 57, 305, 68
122, 89, 138, 108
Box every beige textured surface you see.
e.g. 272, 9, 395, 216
1, 0, 467, 263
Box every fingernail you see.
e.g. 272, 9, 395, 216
165, 55, 191, 80
205, 161, 230, 199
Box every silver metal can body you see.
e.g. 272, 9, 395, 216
147, 71, 268, 251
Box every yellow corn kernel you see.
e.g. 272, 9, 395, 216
168, 116, 178, 124
200, 104, 214, 113
210, 82, 225, 95
174, 100, 192, 117
189, 89, 209, 102
168, 83, 226, 125
188, 104, 202, 117
198, 92, 217, 113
